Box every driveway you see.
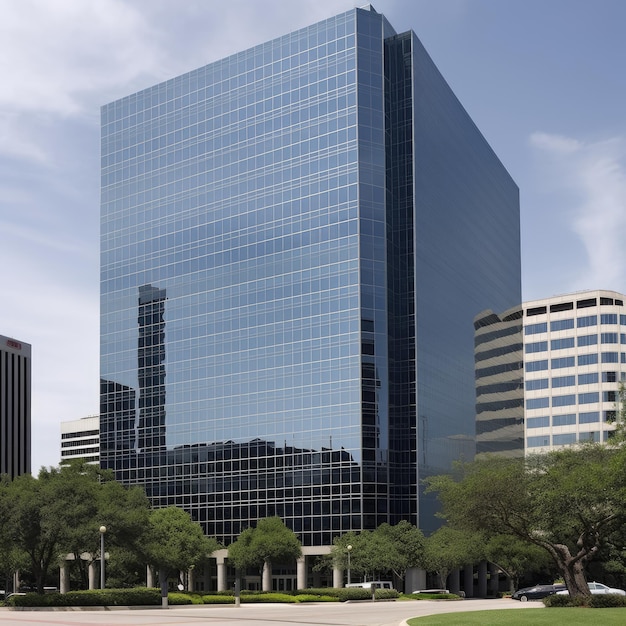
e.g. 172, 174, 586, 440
0, 598, 541, 626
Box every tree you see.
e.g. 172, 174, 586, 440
422, 527, 481, 590
330, 531, 375, 582
424, 444, 626, 598
228, 517, 301, 583
50, 462, 151, 588
328, 522, 425, 588
484, 534, 551, 593
374, 521, 426, 588
1, 462, 152, 593
143, 506, 220, 606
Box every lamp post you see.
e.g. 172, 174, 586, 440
99, 525, 107, 589
346, 544, 352, 586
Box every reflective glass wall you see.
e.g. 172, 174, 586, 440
101, 6, 521, 545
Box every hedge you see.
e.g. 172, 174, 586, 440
6, 588, 161, 607
4, 586, 398, 607
544, 593, 626, 608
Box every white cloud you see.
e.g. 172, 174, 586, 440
530, 132, 626, 294
0, 0, 163, 116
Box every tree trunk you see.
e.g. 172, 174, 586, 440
548, 544, 590, 598
438, 570, 449, 590
159, 568, 169, 607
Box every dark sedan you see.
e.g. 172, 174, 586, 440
512, 583, 566, 601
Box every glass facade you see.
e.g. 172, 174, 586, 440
101, 7, 521, 545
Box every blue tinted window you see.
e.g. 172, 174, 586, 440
601, 333, 618, 344
603, 390, 616, 402
526, 359, 548, 372
578, 354, 598, 366
578, 373, 598, 385
552, 356, 575, 369
527, 416, 549, 428
602, 352, 619, 363
601, 314, 617, 324
579, 431, 600, 442
553, 413, 576, 426
550, 319, 574, 331
578, 392, 599, 404
577, 315, 597, 328
525, 322, 547, 335
526, 378, 548, 391
527, 435, 550, 447
552, 375, 575, 388
578, 334, 597, 347
621, 315, 626, 325
525, 341, 547, 354
552, 394, 576, 407
526, 397, 549, 410
551, 337, 575, 350
553, 433, 576, 445
579, 411, 599, 423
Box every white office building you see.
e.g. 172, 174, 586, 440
523, 290, 626, 453
60, 415, 100, 465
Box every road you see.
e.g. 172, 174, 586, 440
0, 598, 542, 626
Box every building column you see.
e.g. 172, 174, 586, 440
448, 568, 460, 594
463, 564, 474, 598
405, 568, 426, 594
477, 561, 488, 598
188, 568, 195, 592
332, 566, 343, 589
262, 560, 272, 591
59, 563, 70, 594
312, 569, 321, 588
203, 561, 212, 592
216, 556, 227, 592
88, 561, 97, 590
146, 565, 155, 588
13, 571, 20, 593
296, 556, 306, 590
489, 562, 499, 596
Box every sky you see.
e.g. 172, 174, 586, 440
1, 0, 625, 471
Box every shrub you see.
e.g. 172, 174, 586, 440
543, 593, 571, 607
410, 592, 460, 601
6, 588, 162, 607
297, 587, 343, 598
202, 594, 235, 604
544, 593, 626, 608
293, 593, 337, 602
588, 594, 626, 608
167, 592, 193, 605
242, 592, 296, 603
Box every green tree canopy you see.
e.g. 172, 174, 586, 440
424, 444, 626, 598
144, 506, 220, 605
422, 527, 482, 590
329, 522, 425, 588
228, 516, 301, 573
484, 534, 552, 593
1, 461, 152, 593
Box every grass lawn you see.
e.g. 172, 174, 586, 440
407, 608, 626, 625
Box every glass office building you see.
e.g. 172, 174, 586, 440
100, 6, 520, 547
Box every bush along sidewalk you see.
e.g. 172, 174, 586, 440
4, 587, 405, 608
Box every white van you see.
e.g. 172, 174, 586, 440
345, 581, 393, 590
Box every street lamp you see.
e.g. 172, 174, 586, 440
346, 544, 352, 586
99, 525, 107, 589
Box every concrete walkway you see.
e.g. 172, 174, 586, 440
0, 598, 541, 626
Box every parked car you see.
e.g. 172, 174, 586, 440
556, 582, 626, 596
345, 581, 394, 590
512, 583, 566, 601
